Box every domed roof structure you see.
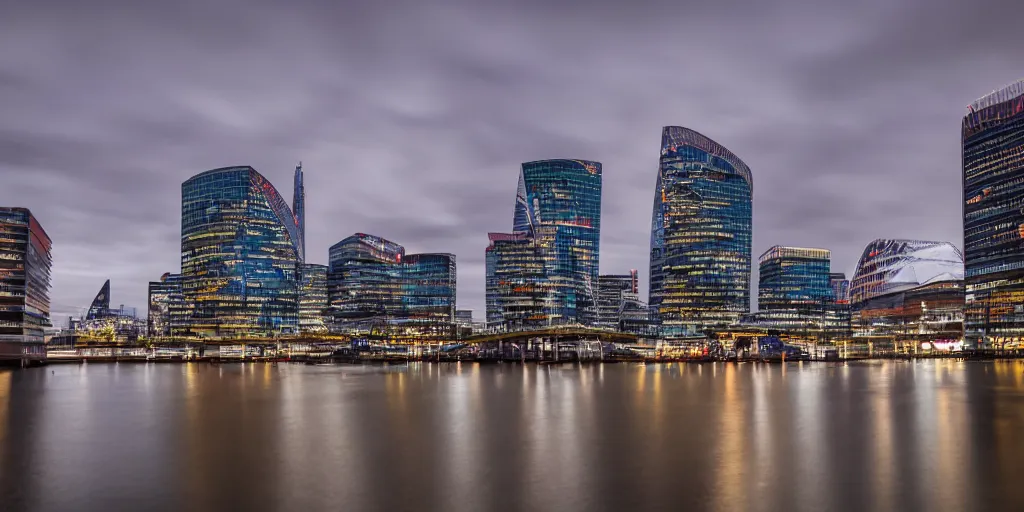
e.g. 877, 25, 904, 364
849, 239, 964, 304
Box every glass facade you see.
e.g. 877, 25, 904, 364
963, 80, 1024, 347
649, 126, 753, 338
756, 246, 831, 332
828, 272, 852, 337
618, 297, 660, 339
0, 207, 51, 362
399, 253, 457, 339
455, 309, 475, 337
455, 310, 474, 327
328, 233, 404, 332
850, 239, 964, 339
485, 232, 549, 331
181, 166, 301, 338
328, 233, 455, 340
830, 273, 850, 305
513, 159, 602, 326
148, 273, 185, 337
298, 263, 328, 334
87, 279, 111, 320
293, 162, 305, 262
596, 271, 638, 329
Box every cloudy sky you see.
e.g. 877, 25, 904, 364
2, 0, 1023, 322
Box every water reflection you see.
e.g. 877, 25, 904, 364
714, 363, 748, 511
0, 361, 1023, 511
0, 371, 10, 459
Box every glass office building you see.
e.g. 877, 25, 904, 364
298, 263, 328, 334
0, 207, 51, 363
513, 159, 602, 326
850, 239, 964, 339
148, 273, 186, 337
596, 271, 638, 329
455, 310, 474, 327
328, 233, 455, 340
328, 233, 405, 332
399, 253, 457, 338
828, 272, 852, 337
485, 232, 549, 331
963, 80, 1024, 347
649, 126, 753, 338
181, 166, 302, 338
757, 246, 832, 332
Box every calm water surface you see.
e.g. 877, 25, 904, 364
1, 361, 1023, 511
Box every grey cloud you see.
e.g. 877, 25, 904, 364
2, 0, 1023, 321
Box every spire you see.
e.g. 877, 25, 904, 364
293, 162, 306, 262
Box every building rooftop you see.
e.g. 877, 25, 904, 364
968, 79, 1024, 112
661, 126, 752, 188
759, 245, 830, 264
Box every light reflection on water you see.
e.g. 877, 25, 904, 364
0, 360, 1023, 511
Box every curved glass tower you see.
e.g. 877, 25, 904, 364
963, 80, 1024, 347
649, 127, 752, 338
512, 159, 602, 326
181, 166, 301, 338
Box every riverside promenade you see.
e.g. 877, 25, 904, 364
40, 341, 1023, 366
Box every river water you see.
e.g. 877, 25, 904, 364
1, 360, 1023, 512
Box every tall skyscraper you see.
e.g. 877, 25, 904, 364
757, 246, 831, 332
649, 126, 753, 338
849, 239, 964, 338
293, 162, 306, 263
963, 80, 1024, 347
0, 207, 51, 364
328, 233, 456, 339
512, 159, 602, 326
181, 166, 301, 338
297, 263, 328, 334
